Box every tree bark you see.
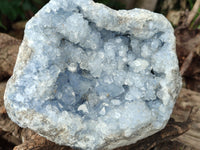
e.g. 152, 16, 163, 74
0, 33, 20, 81
14, 134, 72, 150
172, 88, 200, 149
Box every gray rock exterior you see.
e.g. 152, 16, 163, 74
4, 0, 182, 149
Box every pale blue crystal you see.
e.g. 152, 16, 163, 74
4, 0, 182, 149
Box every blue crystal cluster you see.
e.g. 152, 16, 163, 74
4, 0, 182, 149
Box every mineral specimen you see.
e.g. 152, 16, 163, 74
4, 0, 182, 149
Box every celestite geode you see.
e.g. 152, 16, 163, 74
4, 0, 182, 149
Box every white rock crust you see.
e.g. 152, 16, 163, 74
4, 0, 182, 150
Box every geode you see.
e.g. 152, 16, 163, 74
4, 0, 182, 149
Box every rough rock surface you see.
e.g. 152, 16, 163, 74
4, 0, 182, 149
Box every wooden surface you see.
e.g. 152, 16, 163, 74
172, 88, 200, 149
0, 33, 20, 81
